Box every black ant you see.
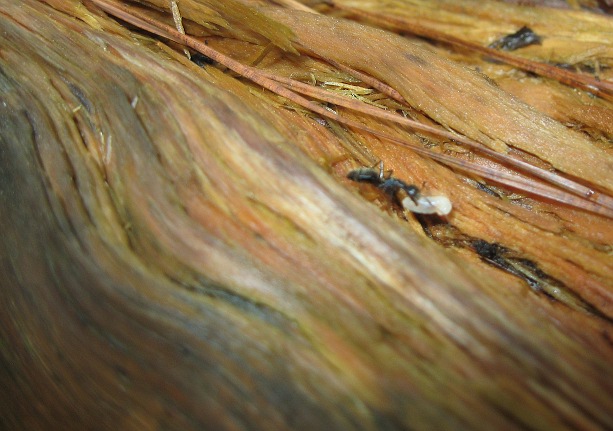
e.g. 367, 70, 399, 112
347, 161, 421, 205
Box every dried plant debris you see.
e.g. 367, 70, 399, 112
87, 0, 613, 224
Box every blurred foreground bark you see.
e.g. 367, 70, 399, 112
1, 0, 612, 429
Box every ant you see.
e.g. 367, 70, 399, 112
347, 161, 452, 216
347, 161, 421, 205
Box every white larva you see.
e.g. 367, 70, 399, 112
402, 195, 452, 216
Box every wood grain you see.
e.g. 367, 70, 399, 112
1, 1, 612, 429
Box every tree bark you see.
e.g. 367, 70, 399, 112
1, 1, 612, 429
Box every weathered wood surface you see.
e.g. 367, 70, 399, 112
1, 0, 613, 429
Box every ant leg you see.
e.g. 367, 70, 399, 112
376, 160, 394, 181
403, 184, 421, 205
